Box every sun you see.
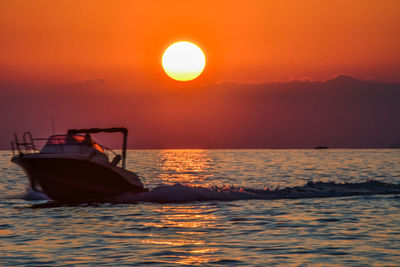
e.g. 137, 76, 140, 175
162, 41, 206, 81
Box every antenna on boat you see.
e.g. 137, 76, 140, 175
51, 117, 55, 135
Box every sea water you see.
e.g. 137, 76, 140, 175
1, 149, 400, 266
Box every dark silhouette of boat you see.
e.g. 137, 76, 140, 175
314, 145, 328, 149
388, 141, 400, 148
11, 127, 148, 203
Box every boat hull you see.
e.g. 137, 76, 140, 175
13, 156, 147, 203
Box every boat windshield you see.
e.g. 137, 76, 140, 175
45, 134, 105, 153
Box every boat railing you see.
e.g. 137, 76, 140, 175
11, 132, 42, 156
11, 132, 119, 162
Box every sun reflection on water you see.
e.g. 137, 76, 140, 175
141, 204, 220, 265
141, 151, 224, 265
157, 149, 213, 185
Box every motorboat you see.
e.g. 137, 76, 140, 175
11, 127, 148, 203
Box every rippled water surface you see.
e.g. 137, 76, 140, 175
1, 149, 400, 266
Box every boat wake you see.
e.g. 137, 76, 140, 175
23, 180, 400, 204
24, 188, 51, 201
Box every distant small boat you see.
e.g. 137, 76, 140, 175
314, 145, 328, 149
11, 127, 148, 203
388, 141, 400, 149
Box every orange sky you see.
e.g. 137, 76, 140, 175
1, 0, 400, 85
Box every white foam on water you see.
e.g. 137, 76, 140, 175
23, 187, 50, 201
116, 180, 400, 203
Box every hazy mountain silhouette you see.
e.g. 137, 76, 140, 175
1, 75, 399, 149
326, 74, 362, 84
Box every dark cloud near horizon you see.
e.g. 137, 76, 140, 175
1, 75, 400, 149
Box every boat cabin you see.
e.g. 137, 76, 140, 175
40, 134, 107, 159
12, 127, 128, 168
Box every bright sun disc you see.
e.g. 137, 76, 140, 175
162, 41, 206, 81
